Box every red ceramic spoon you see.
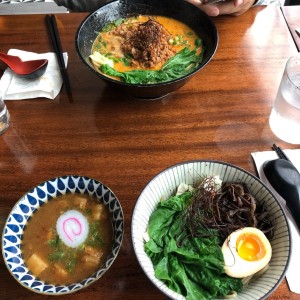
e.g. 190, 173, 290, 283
0, 52, 48, 76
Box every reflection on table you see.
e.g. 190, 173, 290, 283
0, 5, 299, 300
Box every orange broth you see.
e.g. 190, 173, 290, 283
91, 15, 202, 74
22, 193, 113, 285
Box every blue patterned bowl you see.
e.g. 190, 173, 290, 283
2, 175, 124, 295
132, 160, 291, 300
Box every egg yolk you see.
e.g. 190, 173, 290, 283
236, 234, 266, 261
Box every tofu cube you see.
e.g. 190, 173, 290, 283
74, 196, 88, 210
92, 204, 105, 220
82, 246, 103, 266
54, 263, 68, 277
26, 253, 48, 276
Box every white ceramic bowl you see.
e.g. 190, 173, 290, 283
131, 160, 291, 300
2, 175, 124, 295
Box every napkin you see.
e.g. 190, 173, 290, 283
0, 49, 68, 100
251, 149, 300, 294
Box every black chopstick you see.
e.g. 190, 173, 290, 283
272, 144, 291, 162
46, 14, 72, 95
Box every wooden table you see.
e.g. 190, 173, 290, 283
0, 5, 299, 300
281, 6, 300, 51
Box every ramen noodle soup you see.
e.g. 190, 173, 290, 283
22, 193, 113, 285
90, 15, 204, 84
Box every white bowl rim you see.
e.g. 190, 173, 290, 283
131, 159, 292, 300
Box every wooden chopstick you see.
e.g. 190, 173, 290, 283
45, 14, 72, 95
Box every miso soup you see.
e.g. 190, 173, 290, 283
22, 193, 113, 285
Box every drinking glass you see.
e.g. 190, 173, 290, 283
0, 90, 10, 134
269, 53, 300, 144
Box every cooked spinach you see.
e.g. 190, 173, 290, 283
145, 192, 243, 300
100, 46, 204, 84
195, 38, 202, 48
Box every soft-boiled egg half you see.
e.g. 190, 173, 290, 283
221, 227, 272, 278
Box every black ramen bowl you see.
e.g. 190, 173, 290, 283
75, 0, 218, 99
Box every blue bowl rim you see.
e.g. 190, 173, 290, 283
1, 174, 124, 295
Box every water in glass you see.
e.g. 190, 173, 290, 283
0, 95, 10, 134
269, 55, 300, 144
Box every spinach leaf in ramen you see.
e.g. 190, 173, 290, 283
100, 47, 204, 84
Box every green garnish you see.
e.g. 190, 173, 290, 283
170, 35, 188, 46
48, 235, 76, 272
87, 221, 105, 247
102, 18, 125, 32
100, 46, 204, 84
195, 38, 202, 48
85, 208, 92, 215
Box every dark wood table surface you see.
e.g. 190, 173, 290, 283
282, 6, 300, 51
0, 5, 300, 300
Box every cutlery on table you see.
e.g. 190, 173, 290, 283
263, 145, 300, 230
45, 15, 71, 95
0, 52, 48, 78
272, 143, 291, 161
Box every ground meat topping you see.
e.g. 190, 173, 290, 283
113, 18, 176, 68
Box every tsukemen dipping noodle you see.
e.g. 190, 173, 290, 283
144, 177, 274, 299
22, 193, 113, 285
90, 15, 204, 84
